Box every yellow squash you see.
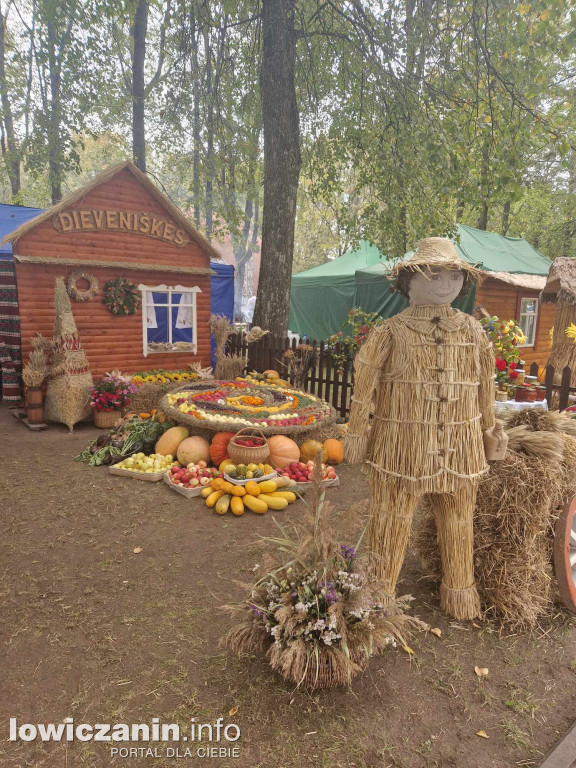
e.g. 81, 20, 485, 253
258, 494, 288, 511
243, 494, 268, 514
215, 494, 232, 515
230, 497, 245, 516
205, 489, 225, 508
270, 490, 297, 503
258, 480, 278, 494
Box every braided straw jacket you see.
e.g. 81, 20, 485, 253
345, 303, 496, 494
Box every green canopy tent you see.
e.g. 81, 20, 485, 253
353, 224, 551, 320
288, 240, 384, 340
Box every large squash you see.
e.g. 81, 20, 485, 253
268, 435, 300, 469
300, 440, 327, 463
155, 426, 189, 457
177, 436, 211, 466
324, 438, 343, 465
209, 431, 235, 466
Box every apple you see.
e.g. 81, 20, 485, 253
190, 478, 200, 486
199, 477, 211, 486
197, 460, 207, 468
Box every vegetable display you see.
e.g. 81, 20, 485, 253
164, 381, 334, 433
201, 475, 297, 516
75, 413, 176, 466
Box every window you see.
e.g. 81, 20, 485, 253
518, 297, 538, 347
138, 284, 202, 357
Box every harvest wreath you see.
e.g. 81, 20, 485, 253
66, 269, 99, 301
161, 380, 335, 434
103, 276, 141, 316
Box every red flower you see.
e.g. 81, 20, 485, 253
509, 370, 518, 379
508, 362, 517, 370
495, 358, 507, 371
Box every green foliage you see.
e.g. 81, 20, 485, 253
326, 307, 383, 370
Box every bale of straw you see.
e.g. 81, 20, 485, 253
412, 443, 570, 630
214, 353, 245, 380
128, 381, 185, 415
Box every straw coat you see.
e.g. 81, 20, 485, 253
347, 303, 496, 494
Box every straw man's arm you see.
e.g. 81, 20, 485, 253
343, 324, 391, 464
479, 330, 508, 461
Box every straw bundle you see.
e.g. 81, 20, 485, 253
44, 277, 92, 431
22, 340, 50, 388
214, 353, 245, 380
221, 458, 427, 689
412, 412, 576, 629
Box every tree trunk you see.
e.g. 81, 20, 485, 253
203, 26, 213, 237
253, 0, 301, 337
46, 14, 62, 203
501, 200, 511, 235
131, 0, 148, 173
190, 8, 201, 227
477, 138, 490, 231
0, 6, 20, 198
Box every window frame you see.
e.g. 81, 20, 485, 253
138, 283, 202, 357
517, 295, 539, 348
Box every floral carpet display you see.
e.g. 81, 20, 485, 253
161, 380, 335, 434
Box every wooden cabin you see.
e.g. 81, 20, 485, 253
4, 161, 220, 378
475, 272, 552, 369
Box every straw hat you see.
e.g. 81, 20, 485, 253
389, 237, 484, 283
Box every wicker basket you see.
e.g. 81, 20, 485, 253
93, 409, 121, 429
227, 428, 270, 465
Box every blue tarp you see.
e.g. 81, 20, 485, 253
209, 261, 235, 368
0, 203, 43, 259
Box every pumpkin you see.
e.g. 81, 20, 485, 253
155, 426, 189, 457
300, 440, 327, 463
210, 431, 235, 466
264, 369, 280, 379
177, 436, 210, 466
324, 438, 343, 465
268, 435, 300, 469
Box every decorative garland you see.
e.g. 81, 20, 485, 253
103, 277, 141, 316
66, 269, 99, 302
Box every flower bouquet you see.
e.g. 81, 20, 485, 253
481, 316, 525, 388
221, 459, 427, 689
90, 372, 137, 427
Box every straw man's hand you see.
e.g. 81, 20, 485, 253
483, 421, 508, 461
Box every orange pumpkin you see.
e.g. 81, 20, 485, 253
268, 435, 300, 469
210, 431, 235, 466
300, 440, 327, 463
324, 438, 343, 465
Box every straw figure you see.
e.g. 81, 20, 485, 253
44, 277, 93, 430
210, 313, 245, 379
344, 238, 507, 620
542, 257, 576, 388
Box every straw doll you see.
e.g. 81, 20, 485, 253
344, 238, 507, 620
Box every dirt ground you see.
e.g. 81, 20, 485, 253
1, 404, 575, 768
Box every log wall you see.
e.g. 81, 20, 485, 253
475, 277, 554, 368
13, 167, 212, 377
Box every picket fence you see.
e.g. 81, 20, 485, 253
227, 333, 576, 415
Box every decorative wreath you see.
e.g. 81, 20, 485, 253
103, 277, 142, 316
66, 270, 99, 302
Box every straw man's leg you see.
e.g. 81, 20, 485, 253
430, 483, 481, 620
368, 475, 420, 596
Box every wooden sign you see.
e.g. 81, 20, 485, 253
52, 209, 189, 247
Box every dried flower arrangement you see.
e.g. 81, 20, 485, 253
221, 458, 426, 689
283, 343, 315, 389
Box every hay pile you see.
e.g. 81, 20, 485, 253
128, 381, 186, 415
210, 314, 245, 379
44, 278, 93, 431
412, 410, 576, 629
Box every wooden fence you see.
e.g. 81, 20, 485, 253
227, 334, 576, 415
